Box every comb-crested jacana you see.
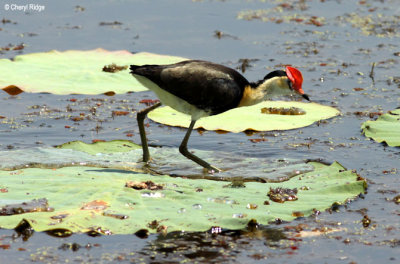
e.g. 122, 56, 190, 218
130, 60, 309, 172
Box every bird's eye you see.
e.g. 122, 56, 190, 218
287, 79, 293, 90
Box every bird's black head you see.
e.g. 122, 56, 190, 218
251, 70, 287, 88
267, 68, 310, 101
263, 70, 287, 80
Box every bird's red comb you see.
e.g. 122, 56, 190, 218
286, 66, 304, 94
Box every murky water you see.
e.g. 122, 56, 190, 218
1, 0, 400, 263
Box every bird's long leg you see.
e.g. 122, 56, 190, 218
179, 120, 221, 173
137, 102, 162, 162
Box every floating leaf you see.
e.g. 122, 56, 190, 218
148, 101, 340, 132
361, 109, 400, 147
0, 49, 186, 95
0, 162, 365, 234
0, 144, 315, 181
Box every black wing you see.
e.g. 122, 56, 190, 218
130, 60, 250, 115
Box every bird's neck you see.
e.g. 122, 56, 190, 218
238, 77, 287, 107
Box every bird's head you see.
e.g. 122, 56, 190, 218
255, 66, 310, 101
285, 66, 309, 101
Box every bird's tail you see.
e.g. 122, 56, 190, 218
129, 65, 142, 74
130, 64, 162, 77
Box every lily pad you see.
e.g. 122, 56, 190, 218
148, 101, 340, 132
0, 144, 314, 182
361, 109, 400, 147
57, 140, 141, 155
0, 162, 365, 234
0, 49, 186, 95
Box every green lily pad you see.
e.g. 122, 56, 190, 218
0, 162, 365, 234
148, 101, 340, 132
0, 49, 186, 95
57, 140, 141, 155
361, 109, 400, 147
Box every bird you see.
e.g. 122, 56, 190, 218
130, 60, 309, 173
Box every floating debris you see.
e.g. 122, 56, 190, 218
125, 180, 164, 191
214, 30, 224, 39
59, 242, 81, 251
207, 197, 239, 205
236, 58, 259, 73
102, 211, 129, 220
361, 215, 371, 228
99, 21, 123, 26
2, 18, 16, 24
292, 211, 304, 217
2, 85, 24, 96
393, 195, 400, 204
45, 228, 73, 238
192, 204, 202, 210
74, 5, 85, 12
341, 12, 400, 37
177, 208, 186, 214
103, 91, 116, 96
14, 219, 34, 241
248, 138, 267, 143
156, 225, 168, 234
102, 63, 128, 73
50, 213, 69, 220
213, 30, 238, 40
246, 204, 258, 210
232, 213, 247, 218
81, 200, 108, 211
139, 99, 160, 106
134, 228, 149, 239
91, 227, 112, 235
247, 219, 259, 231
112, 110, 130, 116
0, 43, 25, 52
312, 209, 321, 216
237, 8, 325, 27
147, 220, 160, 229
0, 198, 53, 215
70, 116, 85, 122
224, 179, 246, 188
261, 107, 306, 115
267, 187, 298, 203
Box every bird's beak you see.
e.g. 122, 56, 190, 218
295, 87, 310, 101
302, 93, 310, 101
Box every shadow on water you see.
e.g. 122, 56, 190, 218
2, 218, 290, 263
